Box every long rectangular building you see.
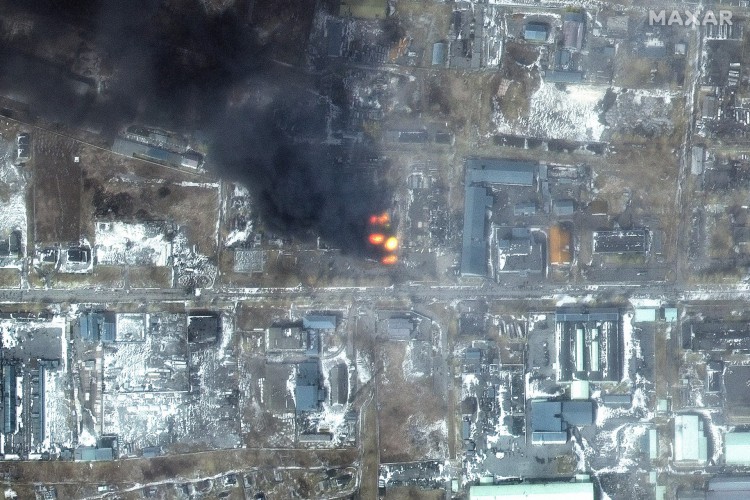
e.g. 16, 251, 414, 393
461, 186, 493, 277
470, 480, 595, 500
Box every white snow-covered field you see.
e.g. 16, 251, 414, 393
494, 81, 607, 142
0, 140, 28, 268
95, 221, 172, 266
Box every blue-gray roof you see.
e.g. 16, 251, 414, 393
303, 315, 336, 330
514, 201, 536, 216
432, 42, 447, 66
295, 385, 320, 412
553, 199, 575, 215
524, 23, 548, 42
327, 20, 344, 57
531, 400, 564, 432
75, 446, 113, 461
561, 401, 594, 426
3, 365, 16, 434
466, 158, 536, 186
460, 186, 492, 276
544, 71, 584, 83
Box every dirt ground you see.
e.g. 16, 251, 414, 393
1, 447, 357, 499
376, 341, 447, 462
31, 129, 82, 244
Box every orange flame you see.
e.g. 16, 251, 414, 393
381, 254, 398, 265
383, 236, 398, 252
368, 233, 385, 245
369, 212, 390, 225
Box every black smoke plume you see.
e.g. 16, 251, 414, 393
0, 0, 390, 253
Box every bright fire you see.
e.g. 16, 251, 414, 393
368, 233, 385, 245
383, 236, 398, 252
381, 254, 398, 265
369, 212, 390, 225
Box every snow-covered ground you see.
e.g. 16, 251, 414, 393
494, 81, 608, 142
95, 221, 172, 266
0, 139, 28, 269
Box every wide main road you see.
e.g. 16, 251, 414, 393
2, 281, 750, 306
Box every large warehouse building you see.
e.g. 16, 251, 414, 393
461, 158, 538, 277
469, 479, 595, 500
555, 308, 622, 382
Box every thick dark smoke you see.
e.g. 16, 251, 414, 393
1, 0, 390, 253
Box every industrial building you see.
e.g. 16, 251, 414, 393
432, 42, 447, 67
461, 186, 493, 277
187, 313, 221, 344
524, 23, 549, 43
78, 312, 116, 342
387, 318, 415, 341
295, 360, 325, 413
74, 446, 114, 461
555, 309, 621, 382
302, 315, 337, 330
724, 432, 750, 465
461, 158, 538, 277
112, 138, 202, 170
495, 227, 544, 276
530, 399, 594, 444
673, 414, 708, 464
3, 364, 17, 434
563, 12, 585, 51
706, 476, 750, 499
469, 478, 595, 500
592, 229, 649, 254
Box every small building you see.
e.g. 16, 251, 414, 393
664, 307, 678, 323
387, 318, 415, 341
188, 313, 221, 344
707, 477, 750, 499
543, 71, 584, 84
602, 394, 632, 406
553, 199, 575, 216
496, 227, 543, 275
570, 380, 590, 400
432, 42, 447, 67
563, 12, 585, 51
673, 414, 708, 464
469, 479, 595, 500
725, 432, 750, 465
266, 326, 305, 352
524, 22, 549, 43
74, 446, 114, 461
303, 315, 337, 330
180, 151, 202, 170
326, 19, 345, 58
634, 308, 658, 323
78, 312, 116, 343
514, 201, 537, 216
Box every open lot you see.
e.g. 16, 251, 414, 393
376, 341, 447, 462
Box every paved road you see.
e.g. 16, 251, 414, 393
5, 280, 750, 307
